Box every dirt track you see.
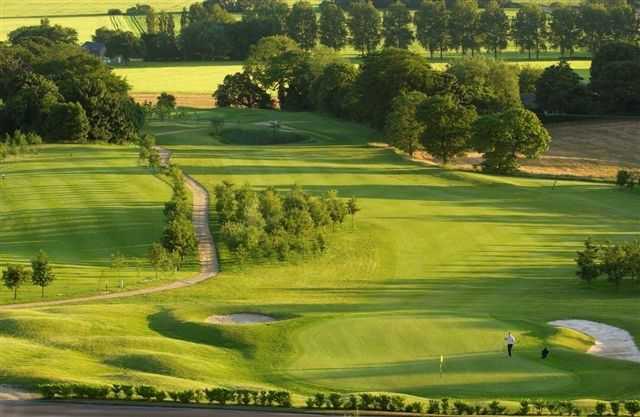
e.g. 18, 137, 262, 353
0, 147, 218, 311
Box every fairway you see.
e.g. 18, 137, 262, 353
0, 110, 639, 401
0, 145, 194, 304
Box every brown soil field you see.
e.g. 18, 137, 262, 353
412, 119, 640, 181
131, 92, 214, 108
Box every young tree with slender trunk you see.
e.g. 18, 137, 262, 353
319, 1, 349, 50
346, 197, 360, 229
414, 0, 449, 58
31, 250, 55, 297
2, 265, 31, 300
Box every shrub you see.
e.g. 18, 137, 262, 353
204, 388, 235, 405
345, 394, 359, 409
611, 402, 621, 416
328, 393, 343, 409
136, 385, 158, 401
454, 400, 470, 415
488, 400, 507, 415
441, 398, 450, 414
376, 395, 392, 411
305, 397, 315, 408
360, 393, 375, 409
389, 395, 405, 411
406, 401, 424, 413
617, 170, 636, 189
177, 390, 196, 404
428, 399, 441, 414
533, 399, 546, 415
519, 400, 530, 415
121, 385, 134, 400
168, 391, 180, 402
313, 392, 326, 408
625, 401, 640, 417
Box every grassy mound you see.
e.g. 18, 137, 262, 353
219, 126, 307, 146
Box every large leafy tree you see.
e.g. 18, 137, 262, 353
214, 72, 272, 108
8, 18, 78, 45
384, 90, 427, 156
287, 1, 318, 50
244, 35, 301, 89
348, 1, 383, 56
590, 42, 640, 113
448, 0, 481, 55
383, 1, 414, 49
414, 0, 448, 58
512, 4, 548, 59
418, 94, 477, 164
471, 108, 550, 174
446, 58, 521, 114
548, 6, 582, 58
355, 48, 456, 128
578, 3, 610, 53
535, 61, 586, 113
318, 1, 349, 50
310, 62, 359, 117
479, 0, 509, 58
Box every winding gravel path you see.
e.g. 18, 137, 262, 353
550, 319, 640, 363
0, 147, 218, 310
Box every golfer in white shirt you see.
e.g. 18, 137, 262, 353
505, 332, 516, 357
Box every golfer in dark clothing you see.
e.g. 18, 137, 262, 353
541, 347, 550, 359
505, 332, 516, 357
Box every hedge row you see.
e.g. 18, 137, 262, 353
38, 384, 291, 407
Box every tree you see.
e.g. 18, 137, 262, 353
355, 48, 456, 129
480, 0, 509, 58
244, 35, 301, 89
418, 94, 477, 164
518, 66, 543, 97
448, 0, 481, 55
623, 240, 640, 282
384, 90, 427, 156
348, 2, 383, 55
471, 108, 550, 173
156, 92, 176, 120
578, 3, 610, 53
346, 197, 361, 228
609, 6, 638, 45
93, 27, 141, 62
600, 243, 627, 287
31, 250, 55, 297
576, 238, 601, 284
162, 216, 197, 264
446, 58, 521, 114
149, 243, 173, 278
383, 1, 414, 49
549, 6, 582, 58
319, 1, 349, 50
595, 403, 608, 417
214, 72, 272, 108
512, 4, 548, 60
589, 42, 640, 114
287, 1, 318, 50
3, 73, 61, 136
310, 62, 359, 117
2, 264, 31, 300
45, 102, 90, 142
414, 0, 448, 58
535, 61, 586, 114
8, 19, 78, 45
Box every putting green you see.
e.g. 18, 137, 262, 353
0, 109, 639, 400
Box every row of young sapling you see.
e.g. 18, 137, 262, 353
38, 384, 291, 407
36, 384, 640, 416
0, 130, 42, 161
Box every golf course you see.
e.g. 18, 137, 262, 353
1, 108, 639, 402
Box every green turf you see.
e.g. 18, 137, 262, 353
0, 144, 195, 304
0, 110, 638, 401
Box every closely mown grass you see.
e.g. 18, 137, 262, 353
0, 109, 638, 401
0, 144, 195, 304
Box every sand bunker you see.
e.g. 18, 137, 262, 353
206, 313, 277, 325
550, 319, 640, 363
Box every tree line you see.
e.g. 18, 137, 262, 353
85, 0, 638, 63
215, 182, 359, 263
2, 251, 56, 300
0, 27, 144, 143
216, 40, 551, 173
576, 238, 640, 287
527, 42, 640, 114
0, 130, 42, 162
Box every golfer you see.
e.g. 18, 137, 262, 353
504, 332, 516, 357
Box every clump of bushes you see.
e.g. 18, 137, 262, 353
215, 182, 358, 263
616, 169, 638, 189
576, 238, 640, 287
0, 130, 42, 161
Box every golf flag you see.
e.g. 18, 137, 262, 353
440, 354, 444, 377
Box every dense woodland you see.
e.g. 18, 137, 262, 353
83, 0, 640, 62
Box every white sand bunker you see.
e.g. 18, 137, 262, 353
206, 313, 277, 325
550, 319, 640, 363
